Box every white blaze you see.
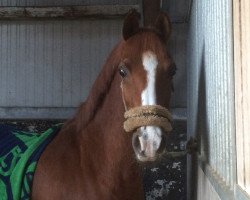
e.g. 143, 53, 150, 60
138, 51, 162, 159
141, 51, 158, 105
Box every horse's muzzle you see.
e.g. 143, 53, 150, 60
132, 129, 167, 162
123, 105, 172, 162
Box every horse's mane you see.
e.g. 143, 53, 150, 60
74, 41, 123, 130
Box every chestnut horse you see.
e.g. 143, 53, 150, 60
32, 10, 176, 200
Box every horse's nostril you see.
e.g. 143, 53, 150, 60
157, 134, 167, 154
142, 133, 148, 140
140, 150, 145, 156
132, 132, 141, 153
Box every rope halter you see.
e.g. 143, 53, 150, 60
123, 105, 173, 133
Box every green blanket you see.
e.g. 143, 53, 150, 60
0, 124, 62, 200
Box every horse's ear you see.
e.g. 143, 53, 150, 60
123, 9, 140, 41
155, 12, 171, 43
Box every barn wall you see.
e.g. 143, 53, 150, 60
0, 0, 138, 6
0, 1, 139, 119
0, 20, 187, 119
169, 23, 187, 109
0, 19, 122, 108
187, 0, 236, 199
162, 0, 191, 23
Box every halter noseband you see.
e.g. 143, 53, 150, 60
123, 105, 173, 133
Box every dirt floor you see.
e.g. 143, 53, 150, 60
0, 120, 187, 200
143, 121, 187, 200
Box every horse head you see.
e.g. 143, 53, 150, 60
119, 10, 176, 162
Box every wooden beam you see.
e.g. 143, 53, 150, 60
234, 0, 250, 194
142, 0, 161, 26
0, 5, 139, 20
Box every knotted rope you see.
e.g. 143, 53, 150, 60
123, 105, 173, 133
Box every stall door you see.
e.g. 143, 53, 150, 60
187, 0, 250, 199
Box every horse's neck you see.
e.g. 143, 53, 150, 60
77, 75, 141, 188
32, 49, 144, 199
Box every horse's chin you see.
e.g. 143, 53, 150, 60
134, 149, 168, 163
135, 153, 157, 162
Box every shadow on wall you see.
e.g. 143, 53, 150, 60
189, 44, 210, 200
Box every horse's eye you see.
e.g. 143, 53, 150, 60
119, 66, 128, 78
169, 63, 177, 76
